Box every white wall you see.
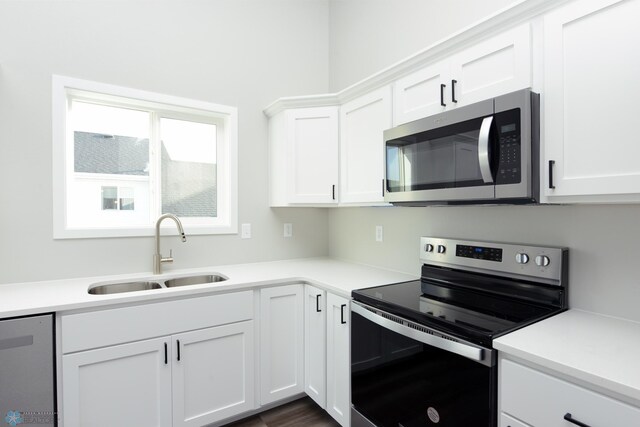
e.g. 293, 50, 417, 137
0, 0, 331, 283
327, 0, 640, 323
328, 0, 516, 91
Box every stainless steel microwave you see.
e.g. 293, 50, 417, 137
384, 89, 539, 205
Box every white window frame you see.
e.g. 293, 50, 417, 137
52, 75, 238, 239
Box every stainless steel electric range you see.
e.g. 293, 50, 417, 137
350, 237, 568, 427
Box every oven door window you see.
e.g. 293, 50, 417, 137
351, 310, 495, 427
386, 116, 495, 193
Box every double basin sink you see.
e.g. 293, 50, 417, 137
88, 274, 228, 295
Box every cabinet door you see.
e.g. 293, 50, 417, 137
62, 337, 172, 427
544, 0, 640, 200
304, 285, 327, 408
326, 293, 350, 427
340, 86, 392, 204
450, 23, 531, 107
260, 284, 304, 405
393, 60, 450, 125
286, 107, 339, 204
172, 321, 255, 427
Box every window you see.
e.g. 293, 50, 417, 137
53, 76, 238, 238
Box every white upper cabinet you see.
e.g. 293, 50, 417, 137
393, 23, 531, 126
393, 60, 450, 125
450, 23, 531, 108
340, 86, 392, 205
269, 106, 339, 206
543, 0, 640, 201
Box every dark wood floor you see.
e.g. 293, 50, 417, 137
224, 397, 341, 427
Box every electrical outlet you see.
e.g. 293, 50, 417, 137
241, 223, 251, 239
284, 223, 293, 238
375, 225, 383, 242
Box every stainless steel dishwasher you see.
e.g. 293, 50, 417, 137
0, 313, 56, 426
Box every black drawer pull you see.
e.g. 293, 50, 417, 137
340, 304, 347, 324
549, 160, 556, 189
440, 83, 446, 107
316, 294, 322, 312
564, 413, 591, 427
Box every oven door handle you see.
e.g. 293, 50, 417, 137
352, 302, 487, 364
478, 115, 494, 184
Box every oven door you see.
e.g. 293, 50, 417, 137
384, 98, 496, 204
351, 302, 496, 427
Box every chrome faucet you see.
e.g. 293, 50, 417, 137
153, 214, 187, 274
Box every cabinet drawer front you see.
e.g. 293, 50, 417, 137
501, 359, 640, 426
62, 291, 253, 353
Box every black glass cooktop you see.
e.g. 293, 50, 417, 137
352, 278, 560, 347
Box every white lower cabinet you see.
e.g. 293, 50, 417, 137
326, 293, 350, 427
61, 292, 255, 427
303, 286, 351, 427
304, 285, 327, 408
62, 337, 172, 427
62, 322, 254, 427
172, 322, 255, 427
500, 357, 640, 427
259, 284, 305, 405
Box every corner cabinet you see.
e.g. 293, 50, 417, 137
259, 284, 305, 405
393, 23, 531, 125
339, 86, 392, 205
304, 285, 351, 427
269, 107, 339, 206
499, 357, 640, 427
543, 0, 640, 202
60, 292, 255, 427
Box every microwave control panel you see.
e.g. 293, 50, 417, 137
496, 108, 521, 185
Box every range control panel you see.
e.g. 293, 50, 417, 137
420, 237, 567, 284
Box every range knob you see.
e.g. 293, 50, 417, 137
515, 253, 529, 264
437, 245, 446, 254
425, 243, 434, 253
535, 255, 551, 267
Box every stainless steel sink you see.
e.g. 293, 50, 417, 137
164, 274, 228, 288
88, 281, 163, 295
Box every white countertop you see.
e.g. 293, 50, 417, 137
0, 257, 417, 318
494, 309, 640, 404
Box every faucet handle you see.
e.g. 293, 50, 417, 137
161, 249, 174, 264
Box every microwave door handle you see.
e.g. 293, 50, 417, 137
351, 302, 487, 365
478, 116, 494, 184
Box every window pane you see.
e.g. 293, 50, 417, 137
160, 118, 217, 217
72, 101, 150, 176
102, 186, 117, 210
119, 187, 135, 211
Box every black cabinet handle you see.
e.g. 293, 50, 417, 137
382, 179, 385, 197
549, 160, 556, 189
340, 304, 347, 324
176, 339, 181, 361
332, 184, 336, 200
564, 413, 591, 427
440, 84, 446, 107
164, 342, 168, 365
451, 79, 458, 103
316, 294, 322, 312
